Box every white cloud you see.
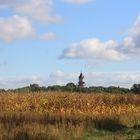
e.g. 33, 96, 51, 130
130, 14, 140, 36
61, 13, 140, 63
1, 71, 140, 89
86, 72, 140, 87
0, 75, 47, 89
49, 71, 140, 88
60, 38, 127, 62
50, 70, 65, 79
40, 32, 58, 41
0, 15, 34, 41
49, 70, 66, 85
122, 14, 140, 54
0, 0, 62, 41
63, 0, 93, 4
0, 0, 62, 24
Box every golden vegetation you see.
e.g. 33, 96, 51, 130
0, 92, 140, 140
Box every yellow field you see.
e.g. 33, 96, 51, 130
0, 92, 140, 117
0, 92, 140, 140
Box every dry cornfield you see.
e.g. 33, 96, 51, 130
0, 92, 140, 140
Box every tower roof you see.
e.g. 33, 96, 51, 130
79, 72, 84, 78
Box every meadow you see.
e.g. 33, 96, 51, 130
0, 92, 140, 140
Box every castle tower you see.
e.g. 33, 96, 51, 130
78, 72, 85, 87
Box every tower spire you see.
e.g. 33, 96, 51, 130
78, 72, 85, 87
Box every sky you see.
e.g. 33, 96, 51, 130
0, 0, 140, 89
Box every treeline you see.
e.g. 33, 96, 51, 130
47, 83, 130, 94
1, 83, 139, 94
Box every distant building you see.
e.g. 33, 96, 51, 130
78, 72, 85, 87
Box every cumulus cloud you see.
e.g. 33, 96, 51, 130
61, 13, 140, 63
49, 70, 68, 85
1, 71, 140, 89
60, 38, 127, 62
0, 0, 61, 24
0, 0, 62, 41
63, 0, 93, 4
49, 71, 140, 88
122, 14, 140, 54
0, 75, 47, 89
86, 72, 140, 87
50, 70, 65, 78
0, 15, 34, 41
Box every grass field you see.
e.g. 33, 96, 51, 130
0, 92, 140, 140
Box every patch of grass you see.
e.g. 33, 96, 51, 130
82, 129, 112, 139
92, 118, 126, 131
91, 129, 112, 137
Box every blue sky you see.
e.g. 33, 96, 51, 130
0, 0, 140, 89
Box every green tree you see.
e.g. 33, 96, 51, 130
30, 84, 41, 92
131, 84, 140, 94
65, 83, 77, 92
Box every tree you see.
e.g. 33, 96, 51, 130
131, 84, 140, 94
65, 83, 77, 92
30, 84, 41, 92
